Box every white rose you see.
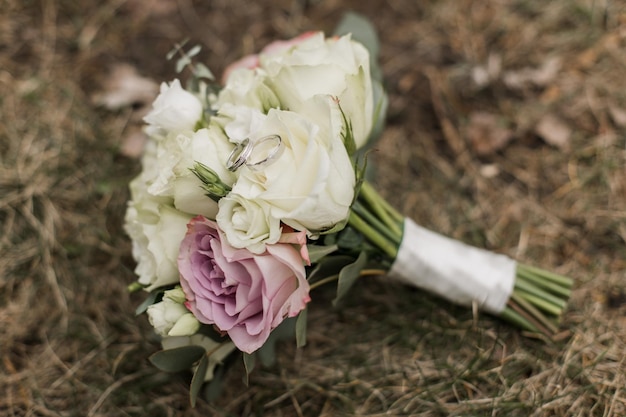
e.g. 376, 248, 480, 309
125, 172, 192, 291
144, 79, 204, 134
147, 288, 200, 337
217, 67, 280, 112
216, 191, 281, 254
161, 335, 236, 381
147, 124, 237, 219
259, 32, 374, 149
220, 96, 355, 242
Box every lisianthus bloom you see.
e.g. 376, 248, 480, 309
178, 216, 310, 353
147, 287, 201, 337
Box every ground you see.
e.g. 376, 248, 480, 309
1, 0, 626, 416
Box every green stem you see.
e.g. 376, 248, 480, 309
348, 211, 398, 259
514, 290, 563, 317
359, 181, 403, 238
510, 292, 559, 334
361, 181, 404, 223
309, 269, 387, 291
514, 279, 567, 311
352, 201, 401, 247
517, 264, 573, 297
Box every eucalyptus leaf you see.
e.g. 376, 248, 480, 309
256, 317, 296, 367
202, 362, 227, 402
242, 353, 256, 386
337, 226, 365, 251
194, 63, 215, 80
295, 308, 308, 348
149, 345, 206, 373
187, 44, 202, 58
135, 289, 163, 316
176, 56, 191, 73
307, 244, 339, 264
308, 255, 356, 283
333, 251, 368, 306
189, 353, 209, 407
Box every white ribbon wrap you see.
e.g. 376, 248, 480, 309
388, 219, 516, 314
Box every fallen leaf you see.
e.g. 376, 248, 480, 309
464, 111, 514, 156
120, 127, 149, 159
92, 63, 158, 110
535, 114, 571, 150
471, 53, 502, 88
503, 56, 561, 90
608, 104, 626, 128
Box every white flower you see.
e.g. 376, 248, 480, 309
146, 124, 237, 219
144, 79, 204, 134
217, 67, 280, 113
260, 32, 374, 149
216, 191, 281, 254
218, 96, 355, 246
147, 288, 200, 337
161, 335, 236, 382
124, 166, 192, 290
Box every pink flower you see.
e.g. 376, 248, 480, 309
221, 32, 317, 84
177, 216, 311, 353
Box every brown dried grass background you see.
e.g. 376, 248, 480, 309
1, 0, 625, 416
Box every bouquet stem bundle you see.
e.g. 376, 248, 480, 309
349, 180, 573, 339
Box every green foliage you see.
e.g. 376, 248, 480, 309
189, 161, 231, 201
295, 308, 308, 348
333, 251, 368, 306
149, 345, 206, 373
134, 289, 163, 316
189, 354, 209, 407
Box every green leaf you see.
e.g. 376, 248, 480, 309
187, 44, 201, 58
176, 55, 191, 73
149, 345, 206, 373
337, 226, 365, 251
189, 353, 208, 407
307, 244, 338, 264
135, 290, 163, 316
307, 255, 356, 282
333, 251, 368, 306
295, 308, 308, 348
194, 63, 215, 80
255, 317, 296, 368
242, 353, 255, 386
202, 361, 229, 402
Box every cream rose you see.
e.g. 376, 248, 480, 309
259, 32, 374, 149
216, 96, 355, 247
144, 79, 204, 134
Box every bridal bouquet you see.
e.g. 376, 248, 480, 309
124, 14, 573, 404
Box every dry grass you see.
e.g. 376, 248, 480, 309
1, 0, 625, 416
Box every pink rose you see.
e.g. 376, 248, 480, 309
221, 32, 317, 84
177, 216, 311, 353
